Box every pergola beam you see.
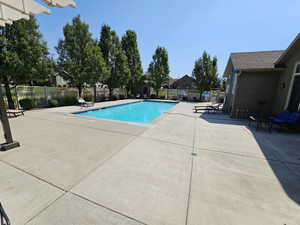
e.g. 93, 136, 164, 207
42, 0, 76, 8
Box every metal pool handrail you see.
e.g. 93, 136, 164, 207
0, 202, 10, 225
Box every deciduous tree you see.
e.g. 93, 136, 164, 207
121, 30, 143, 96
192, 51, 219, 100
85, 41, 109, 101
148, 47, 170, 96
56, 15, 93, 97
0, 16, 50, 109
99, 25, 129, 98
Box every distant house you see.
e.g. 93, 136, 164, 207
223, 34, 300, 116
168, 77, 177, 88
170, 75, 195, 89
56, 75, 68, 87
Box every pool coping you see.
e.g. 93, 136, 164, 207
70, 99, 180, 126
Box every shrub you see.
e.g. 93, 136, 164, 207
19, 98, 35, 110
119, 94, 125, 100
62, 96, 77, 106
109, 95, 118, 101
150, 94, 157, 99
182, 96, 188, 101
84, 95, 93, 102
48, 99, 59, 108
98, 95, 106, 102
159, 95, 165, 99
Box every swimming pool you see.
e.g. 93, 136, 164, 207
76, 101, 177, 124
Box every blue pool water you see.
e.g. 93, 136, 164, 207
77, 101, 177, 124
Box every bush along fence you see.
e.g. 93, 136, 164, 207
1, 85, 126, 109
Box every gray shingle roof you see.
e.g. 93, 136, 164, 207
276, 33, 300, 65
231, 50, 284, 70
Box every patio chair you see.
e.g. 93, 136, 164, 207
0, 202, 10, 225
6, 109, 25, 118
78, 98, 94, 108
269, 110, 290, 123
269, 110, 300, 127
194, 103, 223, 112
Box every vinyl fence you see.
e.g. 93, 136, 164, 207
1, 85, 126, 108
1, 85, 224, 108
155, 89, 224, 102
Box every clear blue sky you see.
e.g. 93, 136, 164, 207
36, 0, 300, 78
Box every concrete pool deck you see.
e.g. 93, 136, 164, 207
0, 100, 300, 225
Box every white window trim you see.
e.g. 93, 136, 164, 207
284, 62, 300, 110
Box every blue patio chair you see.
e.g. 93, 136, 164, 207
287, 112, 300, 124
269, 110, 291, 124
269, 110, 300, 125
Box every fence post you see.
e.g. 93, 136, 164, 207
44, 86, 48, 107
15, 86, 19, 109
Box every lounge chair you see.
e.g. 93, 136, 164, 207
194, 103, 223, 113
269, 110, 300, 127
6, 109, 25, 117
78, 98, 94, 108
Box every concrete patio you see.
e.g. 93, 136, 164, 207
0, 100, 299, 225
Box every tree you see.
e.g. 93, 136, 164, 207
0, 16, 50, 109
121, 30, 143, 96
148, 47, 170, 96
32, 56, 56, 86
192, 51, 218, 100
85, 41, 109, 101
99, 25, 130, 98
56, 15, 94, 97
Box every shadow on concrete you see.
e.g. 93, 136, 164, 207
199, 112, 300, 206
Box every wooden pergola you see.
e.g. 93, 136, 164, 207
0, 0, 76, 151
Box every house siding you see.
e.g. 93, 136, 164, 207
233, 71, 280, 116
224, 60, 236, 112
273, 44, 300, 114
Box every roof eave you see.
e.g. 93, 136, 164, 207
237, 67, 284, 74
275, 33, 300, 65
223, 55, 234, 77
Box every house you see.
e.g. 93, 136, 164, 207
223, 34, 300, 117
170, 75, 195, 89
168, 77, 177, 88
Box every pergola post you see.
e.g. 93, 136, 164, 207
0, 84, 20, 151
